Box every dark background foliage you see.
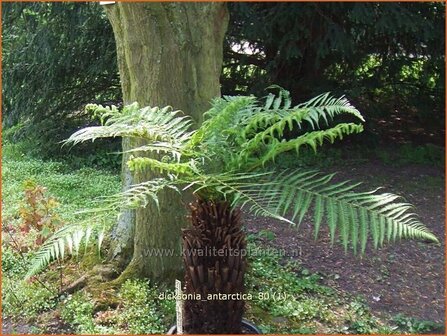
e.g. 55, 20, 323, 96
2, 2, 120, 127
2, 2, 445, 160
222, 2, 445, 145
2, 2, 121, 165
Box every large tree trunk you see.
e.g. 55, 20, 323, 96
104, 2, 229, 282
183, 200, 247, 334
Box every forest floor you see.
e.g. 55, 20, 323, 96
246, 159, 445, 326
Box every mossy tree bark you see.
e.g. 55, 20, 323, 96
104, 2, 229, 282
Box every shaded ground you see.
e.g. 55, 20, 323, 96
2, 319, 32, 334
1, 317, 72, 335
370, 110, 445, 146
246, 160, 445, 325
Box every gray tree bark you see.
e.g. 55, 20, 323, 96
104, 2, 228, 282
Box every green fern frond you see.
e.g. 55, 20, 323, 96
65, 103, 194, 146
127, 157, 196, 176
234, 87, 292, 138
297, 92, 365, 123
284, 170, 438, 249
243, 123, 364, 168
193, 88, 366, 171
189, 95, 256, 149
184, 171, 294, 224
121, 142, 188, 162
108, 178, 182, 210
265, 85, 292, 110
203, 169, 438, 253
241, 90, 364, 141
25, 222, 107, 279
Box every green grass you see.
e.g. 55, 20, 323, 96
2, 142, 120, 223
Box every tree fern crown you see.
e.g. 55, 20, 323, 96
28, 87, 438, 278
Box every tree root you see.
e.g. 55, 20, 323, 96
59, 274, 88, 295
58, 262, 123, 310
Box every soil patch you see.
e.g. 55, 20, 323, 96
246, 161, 445, 324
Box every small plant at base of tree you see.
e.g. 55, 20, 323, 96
4, 180, 63, 251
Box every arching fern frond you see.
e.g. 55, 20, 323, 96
197, 169, 438, 254
241, 90, 364, 140
182, 171, 292, 223
65, 103, 195, 147
188, 95, 256, 149
189, 87, 365, 171
105, 177, 182, 211
239, 122, 364, 169
296, 92, 365, 123
25, 221, 107, 279
121, 142, 188, 163
127, 157, 197, 176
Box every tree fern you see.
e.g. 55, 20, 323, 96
28, 86, 438, 278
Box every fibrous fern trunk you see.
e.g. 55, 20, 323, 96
183, 200, 246, 334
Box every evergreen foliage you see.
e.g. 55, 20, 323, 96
2, 2, 120, 128
3, 2, 443, 142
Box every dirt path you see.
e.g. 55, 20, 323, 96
246, 161, 445, 324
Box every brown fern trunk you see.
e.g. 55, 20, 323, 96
182, 199, 246, 334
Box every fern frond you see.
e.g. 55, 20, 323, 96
297, 92, 365, 123
206, 169, 438, 253
188, 95, 256, 149
195, 88, 366, 171
65, 103, 194, 146
121, 142, 189, 162
243, 123, 364, 168
25, 221, 108, 279
127, 157, 196, 176
265, 85, 292, 110
108, 177, 183, 210
242, 90, 364, 140
182, 171, 294, 224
